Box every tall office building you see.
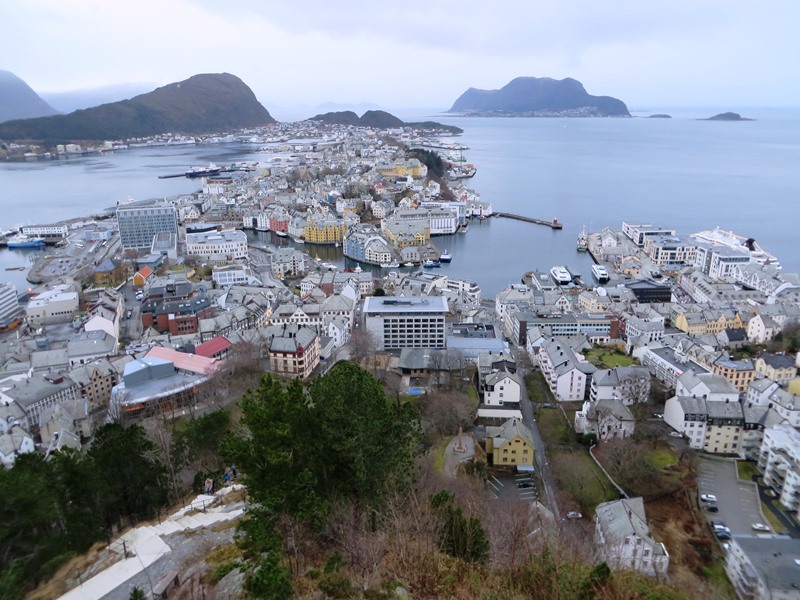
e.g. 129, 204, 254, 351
363, 296, 448, 350
0, 282, 22, 327
117, 200, 178, 251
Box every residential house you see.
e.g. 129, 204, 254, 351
485, 417, 535, 467
664, 396, 707, 449
267, 324, 320, 380
594, 497, 669, 578
536, 339, 597, 401
758, 424, 800, 518
574, 398, 635, 440
0, 423, 35, 469
754, 353, 797, 385
590, 366, 652, 405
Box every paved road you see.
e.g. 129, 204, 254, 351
696, 457, 763, 535
443, 434, 475, 478
509, 345, 560, 519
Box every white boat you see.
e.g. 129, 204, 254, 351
380, 261, 400, 269
439, 249, 452, 263
403, 262, 415, 267
691, 227, 781, 269
550, 266, 572, 285
591, 264, 610, 283
275, 230, 288, 237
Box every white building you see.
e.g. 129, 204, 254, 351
478, 368, 522, 421
0, 282, 22, 327
725, 536, 800, 600
185, 229, 249, 262
663, 396, 707, 449
758, 423, 800, 518
594, 497, 669, 578
21, 223, 69, 239
536, 339, 596, 402
0, 423, 35, 469
26, 285, 80, 326
212, 264, 249, 287
363, 296, 448, 351
574, 398, 635, 440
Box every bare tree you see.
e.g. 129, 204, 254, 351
347, 327, 378, 368
618, 371, 652, 406
420, 391, 475, 440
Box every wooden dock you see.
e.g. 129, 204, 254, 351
494, 213, 563, 229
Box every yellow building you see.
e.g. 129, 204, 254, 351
755, 354, 798, 385
376, 158, 427, 178
711, 357, 756, 394
485, 417, 535, 467
674, 312, 709, 336
305, 218, 347, 244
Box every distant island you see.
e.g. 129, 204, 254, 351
647, 114, 672, 119
310, 110, 463, 134
448, 76, 630, 117
0, 73, 275, 143
703, 112, 754, 121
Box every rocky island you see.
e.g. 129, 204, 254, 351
448, 76, 630, 117
703, 112, 754, 121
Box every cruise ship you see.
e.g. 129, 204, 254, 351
550, 266, 572, 285
591, 264, 610, 283
691, 227, 781, 270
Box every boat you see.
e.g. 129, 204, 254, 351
691, 227, 781, 269
591, 264, 610, 284
439, 249, 452, 263
185, 163, 221, 178
275, 230, 288, 237
380, 261, 400, 269
403, 262, 415, 267
4, 266, 25, 271
577, 227, 589, 252
459, 226, 469, 234
423, 260, 441, 269
6, 234, 45, 248
550, 266, 572, 285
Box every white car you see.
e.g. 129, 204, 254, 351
566, 511, 583, 520
700, 494, 717, 503
751, 523, 770, 532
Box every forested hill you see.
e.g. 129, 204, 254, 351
310, 110, 463, 133
0, 73, 275, 142
449, 76, 630, 117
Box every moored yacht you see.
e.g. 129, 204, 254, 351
591, 264, 610, 283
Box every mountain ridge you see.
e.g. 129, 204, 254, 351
449, 76, 630, 117
0, 70, 60, 123
0, 73, 275, 142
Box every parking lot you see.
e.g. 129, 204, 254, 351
487, 472, 540, 504
696, 457, 764, 535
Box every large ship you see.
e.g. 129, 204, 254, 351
691, 227, 781, 269
577, 227, 589, 252
185, 163, 222, 178
439, 249, 452, 263
550, 266, 572, 285
591, 264, 610, 284
6, 234, 45, 248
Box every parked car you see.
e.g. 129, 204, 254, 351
715, 531, 731, 541
652, 413, 664, 419
566, 511, 583, 520
700, 494, 717, 503
669, 432, 684, 438
705, 504, 719, 513
517, 481, 534, 489
713, 524, 730, 534
751, 523, 770, 532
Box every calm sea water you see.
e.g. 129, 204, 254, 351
2, 109, 798, 296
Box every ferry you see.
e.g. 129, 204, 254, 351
6, 234, 45, 248
577, 227, 589, 252
185, 163, 221, 178
423, 260, 441, 269
550, 266, 572, 285
591, 264, 610, 284
691, 227, 781, 269
439, 249, 452, 263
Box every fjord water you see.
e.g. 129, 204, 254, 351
1, 108, 798, 295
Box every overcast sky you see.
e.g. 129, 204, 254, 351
3, 0, 798, 120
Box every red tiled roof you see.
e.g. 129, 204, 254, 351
137, 266, 154, 278
145, 346, 218, 375
195, 336, 233, 358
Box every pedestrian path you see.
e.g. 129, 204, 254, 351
59, 485, 245, 600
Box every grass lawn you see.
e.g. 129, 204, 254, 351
584, 348, 636, 369
525, 371, 554, 404
432, 436, 450, 475
537, 408, 574, 445
737, 460, 758, 481
647, 446, 678, 470
761, 501, 787, 534
548, 448, 618, 513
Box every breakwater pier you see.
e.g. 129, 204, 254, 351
494, 213, 563, 229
